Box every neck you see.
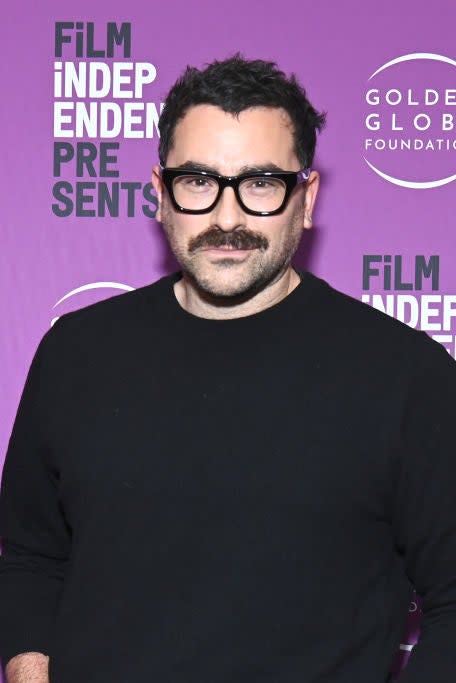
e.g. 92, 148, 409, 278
173, 266, 301, 320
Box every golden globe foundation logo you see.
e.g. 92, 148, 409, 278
363, 53, 456, 189
51, 281, 134, 326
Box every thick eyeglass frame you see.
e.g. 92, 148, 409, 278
159, 165, 311, 216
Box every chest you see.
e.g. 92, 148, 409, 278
51, 344, 398, 534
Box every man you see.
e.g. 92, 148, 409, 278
1, 55, 455, 683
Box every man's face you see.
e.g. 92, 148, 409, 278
152, 104, 319, 298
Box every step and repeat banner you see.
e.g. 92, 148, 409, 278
1, 0, 455, 679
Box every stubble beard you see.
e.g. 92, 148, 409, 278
161, 205, 304, 302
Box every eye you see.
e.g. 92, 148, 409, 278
241, 177, 283, 194
186, 177, 210, 187
251, 179, 273, 189
174, 175, 218, 193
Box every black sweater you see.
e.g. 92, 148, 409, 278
1, 271, 456, 683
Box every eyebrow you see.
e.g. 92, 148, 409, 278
175, 160, 288, 175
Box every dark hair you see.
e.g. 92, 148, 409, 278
158, 54, 326, 168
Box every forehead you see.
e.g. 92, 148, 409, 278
167, 104, 298, 172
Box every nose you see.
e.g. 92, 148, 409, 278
211, 185, 244, 232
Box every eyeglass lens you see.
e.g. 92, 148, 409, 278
172, 175, 287, 212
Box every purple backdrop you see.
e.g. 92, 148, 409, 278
2, 0, 456, 678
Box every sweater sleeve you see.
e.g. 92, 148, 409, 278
0, 325, 71, 669
392, 334, 456, 682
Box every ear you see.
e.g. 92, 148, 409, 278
302, 170, 320, 230
151, 164, 164, 222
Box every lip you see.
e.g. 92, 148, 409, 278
200, 247, 256, 255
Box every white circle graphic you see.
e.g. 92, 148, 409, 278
368, 52, 456, 80
51, 281, 134, 326
364, 53, 456, 189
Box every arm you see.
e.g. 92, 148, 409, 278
5, 653, 49, 683
0, 326, 71, 675
392, 334, 456, 682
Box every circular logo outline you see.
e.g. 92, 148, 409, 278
364, 52, 456, 189
51, 281, 134, 326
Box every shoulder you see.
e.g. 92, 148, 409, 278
37, 272, 178, 365
302, 271, 453, 372
53, 272, 175, 332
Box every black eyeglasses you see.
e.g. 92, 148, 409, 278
160, 166, 311, 216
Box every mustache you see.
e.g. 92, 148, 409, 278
188, 227, 269, 253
